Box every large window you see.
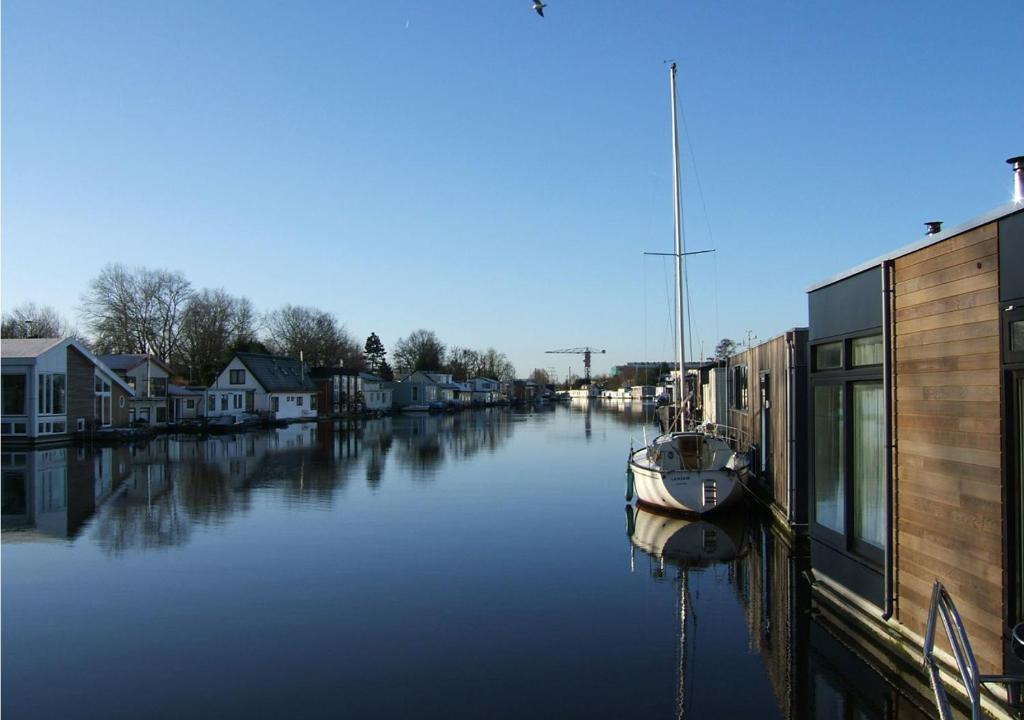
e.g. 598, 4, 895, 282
37, 373, 66, 415
811, 331, 886, 564
149, 377, 167, 397
94, 375, 112, 426
230, 369, 246, 385
853, 382, 885, 548
814, 384, 845, 532
2, 374, 27, 415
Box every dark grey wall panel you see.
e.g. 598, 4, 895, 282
808, 267, 882, 341
999, 209, 1024, 303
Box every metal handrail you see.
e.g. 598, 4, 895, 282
696, 422, 753, 455
922, 580, 1023, 720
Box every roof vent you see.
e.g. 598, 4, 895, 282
924, 221, 943, 235
1009, 156, 1024, 204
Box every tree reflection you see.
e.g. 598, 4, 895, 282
2, 409, 518, 552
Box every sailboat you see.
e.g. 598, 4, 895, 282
627, 63, 749, 515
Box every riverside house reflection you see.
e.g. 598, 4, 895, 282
2, 411, 517, 551
1, 446, 128, 540
729, 511, 939, 719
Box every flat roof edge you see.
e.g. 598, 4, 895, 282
806, 201, 1023, 294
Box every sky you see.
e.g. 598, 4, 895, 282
3, 1, 1022, 379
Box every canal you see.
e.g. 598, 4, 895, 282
2, 404, 938, 719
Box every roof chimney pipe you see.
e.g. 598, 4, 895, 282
924, 221, 943, 235
1009, 156, 1024, 204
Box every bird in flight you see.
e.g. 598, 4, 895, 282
532, 0, 546, 17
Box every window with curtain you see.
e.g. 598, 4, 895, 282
851, 335, 883, 367
814, 384, 845, 532
853, 382, 885, 548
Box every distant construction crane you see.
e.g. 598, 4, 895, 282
545, 347, 606, 382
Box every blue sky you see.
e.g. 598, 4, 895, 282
3, 1, 1021, 378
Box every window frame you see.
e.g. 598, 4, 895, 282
809, 328, 886, 567
229, 369, 246, 385
732, 364, 749, 411
2, 372, 29, 416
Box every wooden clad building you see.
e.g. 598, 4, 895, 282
806, 197, 1024, 710
727, 329, 809, 532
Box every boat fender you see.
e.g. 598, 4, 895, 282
624, 504, 635, 537
625, 467, 634, 501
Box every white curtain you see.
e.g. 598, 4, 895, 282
853, 382, 884, 548
814, 385, 844, 532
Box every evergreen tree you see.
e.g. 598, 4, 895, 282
364, 332, 387, 373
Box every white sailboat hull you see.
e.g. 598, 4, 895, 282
628, 505, 747, 565
629, 448, 741, 514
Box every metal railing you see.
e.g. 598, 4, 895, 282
922, 580, 1023, 720
697, 421, 753, 455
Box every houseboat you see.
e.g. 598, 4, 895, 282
804, 157, 1024, 716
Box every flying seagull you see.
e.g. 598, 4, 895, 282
532, 0, 546, 17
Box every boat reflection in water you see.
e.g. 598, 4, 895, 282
627, 503, 748, 570
627, 505, 751, 720
628, 503, 941, 720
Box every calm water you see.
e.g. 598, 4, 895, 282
2, 404, 935, 719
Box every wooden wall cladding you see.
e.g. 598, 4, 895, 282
892, 221, 1004, 674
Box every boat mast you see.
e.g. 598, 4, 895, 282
669, 62, 686, 430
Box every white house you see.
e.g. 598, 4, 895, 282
1, 338, 134, 443
359, 372, 393, 411
208, 352, 317, 421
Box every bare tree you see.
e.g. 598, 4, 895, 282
177, 289, 259, 384
1, 302, 73, 338
445, 346, 480, 381
529, 368, 551, 386
79, 264, 193, 360
264, 304, 361, 368
79, 264, 140, 353
475, 347, 516, 381
393, 329, 446, 375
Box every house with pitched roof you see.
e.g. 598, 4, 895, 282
391, 370, 441, 409
1, 337, 134, 443
359, 372, 393, 412
99, 354, 174, 425
207, 352, 318, 421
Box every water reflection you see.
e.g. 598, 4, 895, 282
1, 410, 515, 552
2, 408, 942, 719
628, 504, 937, 719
